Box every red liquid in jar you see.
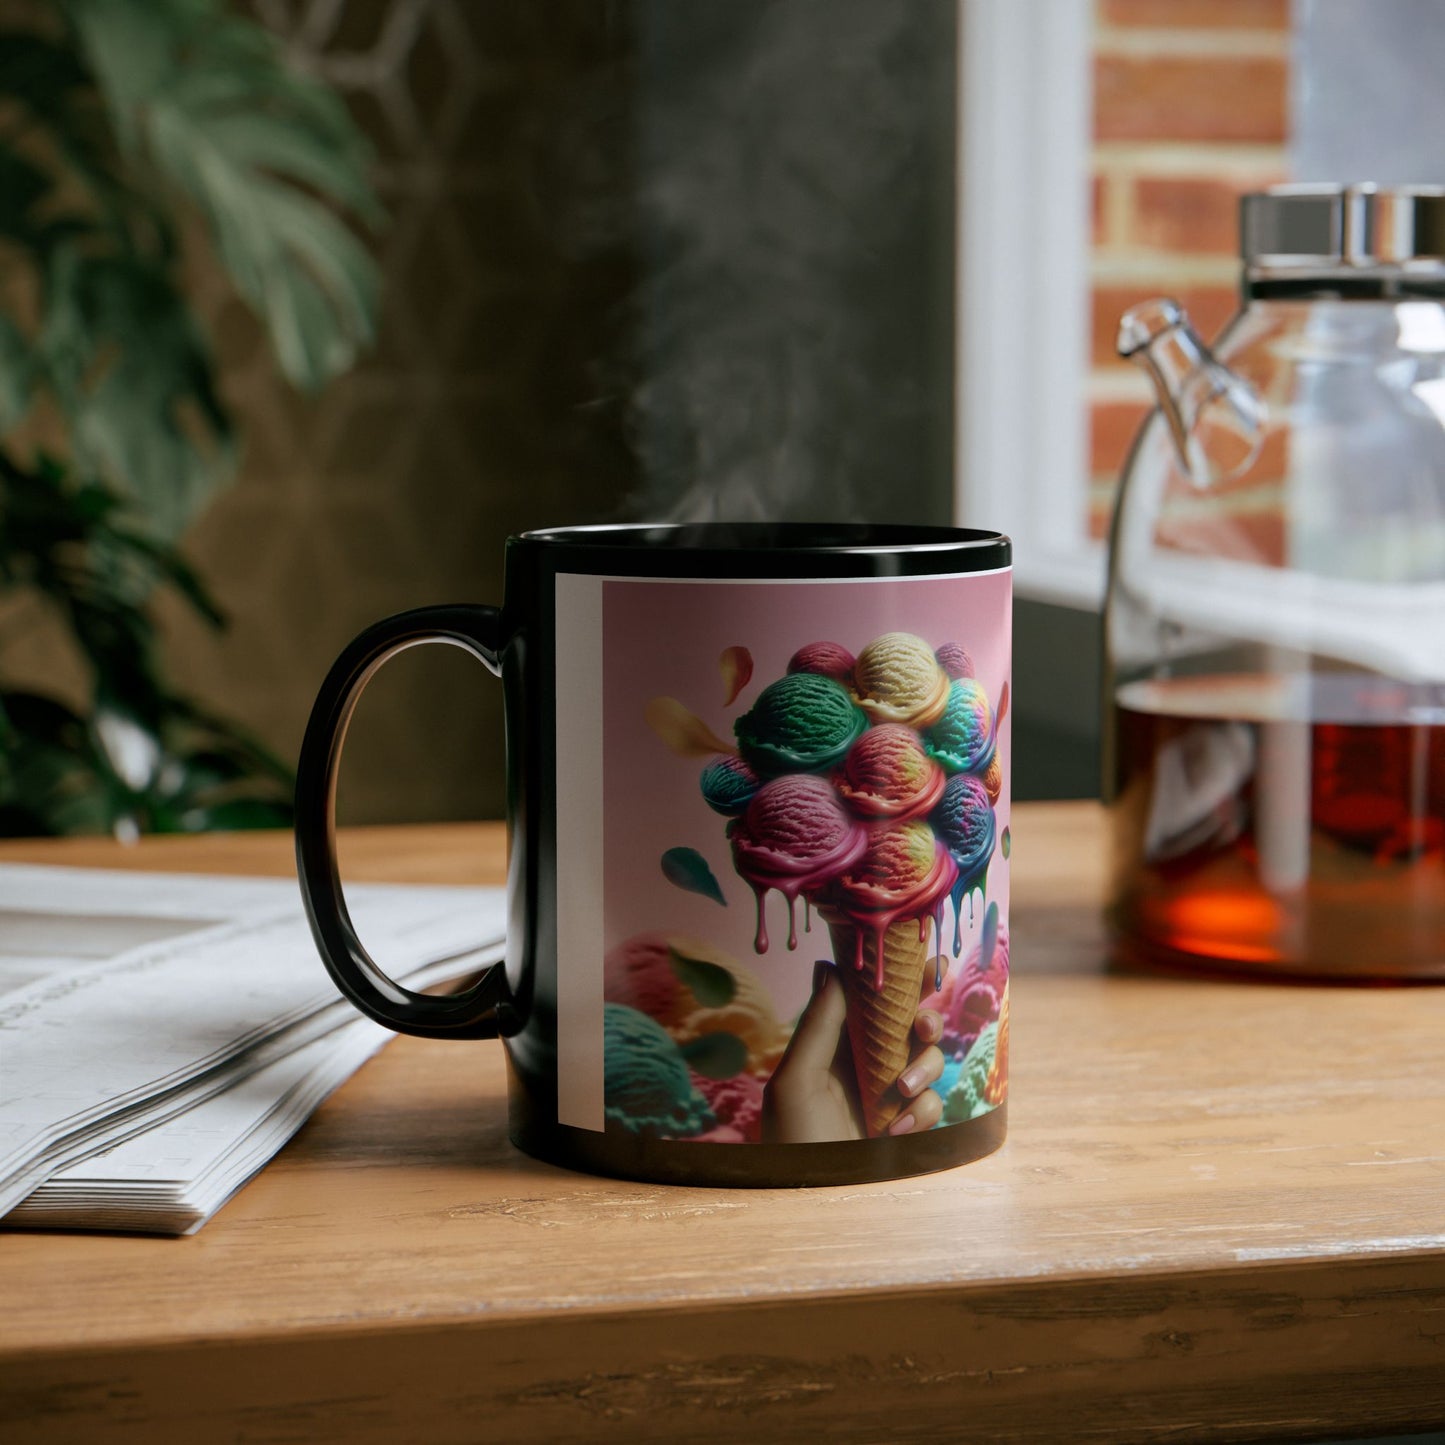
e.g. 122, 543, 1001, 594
1109, 675, 1445, 979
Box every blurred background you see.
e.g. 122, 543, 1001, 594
0, 0, 1427, 834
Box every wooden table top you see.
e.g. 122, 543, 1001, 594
2, 803, 1443, 1444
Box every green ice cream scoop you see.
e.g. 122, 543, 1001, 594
734, 672, 868, 777
603, 1003, 715, 1138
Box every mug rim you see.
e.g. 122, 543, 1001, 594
516, 522, 1010, 559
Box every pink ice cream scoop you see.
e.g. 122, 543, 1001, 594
921, 923, 1010, 1057
834, 723, 946, 821
604, 931, 695, 1026
935, 642, 975, 680
691, 1069, 765, 1143
728, 773, 867, 951
787, 641, 857, 687
833, 819, 958, 917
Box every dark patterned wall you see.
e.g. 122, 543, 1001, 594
163, 0, 637, 825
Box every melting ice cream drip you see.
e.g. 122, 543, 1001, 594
729, 773, 868, 955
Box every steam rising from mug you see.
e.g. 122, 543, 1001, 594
556, 2, 953, 524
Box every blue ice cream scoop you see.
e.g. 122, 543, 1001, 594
932, 772, 996, 880
700, 754, 761, 815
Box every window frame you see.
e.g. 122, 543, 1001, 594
955, 0, 1105, 610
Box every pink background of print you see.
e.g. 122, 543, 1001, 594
601, 572, 1012, 1024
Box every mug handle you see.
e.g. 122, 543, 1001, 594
295, 605, 512, 1040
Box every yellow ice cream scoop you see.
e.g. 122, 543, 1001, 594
853, 631, 951, 728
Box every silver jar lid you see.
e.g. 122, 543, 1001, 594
1241, 184, 1445, 270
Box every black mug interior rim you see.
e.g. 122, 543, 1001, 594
514, 523, 1011, 575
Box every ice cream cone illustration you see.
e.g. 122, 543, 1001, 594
688, 628, 1007, 1142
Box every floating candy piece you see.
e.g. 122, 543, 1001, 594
788, 641, 857, 687
647, 697, 736, 758
667, 942, 738, 1006
661, 846, 726, 905
853, 632, 951, 728
935, 642, 975, 680
720, 645, 753, 706
834, 723, 946, 820
1001, 826, 1011, 859
979, 899, 999, 972
924, 679, 996, 774
700, 755, 760, 815
982, 750, 1003, 804
734, 673, 867, 777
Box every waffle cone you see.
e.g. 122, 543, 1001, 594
825, 915, 932, 1138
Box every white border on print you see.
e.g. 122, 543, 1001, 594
575, 566, 1012, 587
554, 573, 606, 1131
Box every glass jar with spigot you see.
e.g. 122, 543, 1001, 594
1105, 184, 1445, 979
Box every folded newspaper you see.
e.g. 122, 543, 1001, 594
0, 864, 505, 1235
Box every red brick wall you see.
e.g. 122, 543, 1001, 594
1088, 0, 1290, 539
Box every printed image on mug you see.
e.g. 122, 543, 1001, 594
559, 571, 1011, 1147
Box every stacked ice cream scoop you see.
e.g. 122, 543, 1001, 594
705, 632, 1006, 1137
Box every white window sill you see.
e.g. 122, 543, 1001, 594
1012, 542, 1107, 612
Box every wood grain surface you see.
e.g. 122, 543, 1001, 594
2, 804, 1443, 1443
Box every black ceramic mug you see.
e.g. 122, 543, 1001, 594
296, 523, 1013, 1186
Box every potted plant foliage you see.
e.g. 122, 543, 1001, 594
0, 0, 379, 835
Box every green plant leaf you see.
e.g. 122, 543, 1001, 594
0, 149, 51, 247
0, 2, 364, 836
667, 945, 737, 1008
0, 316, 32, 427
0, 689, 114, 837
679, 1032, 748, 1081
64, 0, 382, 393
35, 250, 235, 538
0, 34, 90, 116
0, 30, 159, 257
108, 525, 225, 627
